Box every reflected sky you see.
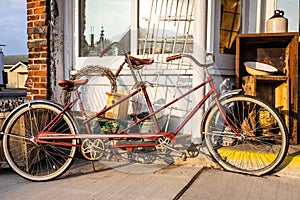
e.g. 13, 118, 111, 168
85, 0, 131, 45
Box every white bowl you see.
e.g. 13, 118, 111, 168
244, 61, 278, 76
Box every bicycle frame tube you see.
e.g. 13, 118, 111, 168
41, 97, 79, 133
98, 78, 215, 136
85, 87, 142, 124
208, 79, 241, 136
39, 89, 94, 138
169, 77, 214, 135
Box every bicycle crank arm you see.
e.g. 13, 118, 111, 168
164, 144, 187, 160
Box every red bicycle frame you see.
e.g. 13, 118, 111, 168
35, 46, 240, 149
35, 74, 238, 148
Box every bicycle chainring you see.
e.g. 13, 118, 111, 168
81, 138, 105, 161
155, 137, 173, 154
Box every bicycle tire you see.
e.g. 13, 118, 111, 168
204, 95, 289, 176
2, 101, 77, 181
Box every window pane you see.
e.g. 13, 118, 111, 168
79, 0, 131, 57
139, 0, 194, 55
219, 0, 241, 54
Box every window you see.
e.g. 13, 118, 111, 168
78, 0, 194, 57
138, 0, 194, 55
78, 0, 131, 57
219, 0, 241, 54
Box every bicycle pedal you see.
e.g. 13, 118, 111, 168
187, 143, 199, 152
186, 143, 200, 158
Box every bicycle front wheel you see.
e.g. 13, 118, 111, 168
2, 102, 77, 181
204, 95, 289, 176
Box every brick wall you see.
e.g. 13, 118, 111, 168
26, 0, 50, 100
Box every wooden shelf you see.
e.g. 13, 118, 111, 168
236, 33, 299, 144
242, 75, 287, 82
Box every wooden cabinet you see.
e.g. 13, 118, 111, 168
236, 32, 299, 144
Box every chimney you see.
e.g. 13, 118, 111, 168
90, 26, 95, 48
0, 45, 5, 85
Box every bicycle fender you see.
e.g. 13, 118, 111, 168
200, 89, 243, 134
0, 100, 77, 140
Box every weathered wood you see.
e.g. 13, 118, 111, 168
242, 76, 289, 138
236, 32, 299, 144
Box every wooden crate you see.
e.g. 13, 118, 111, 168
236, 33, 299, 144
105, 91, 129, 120
242, 75, 289, 135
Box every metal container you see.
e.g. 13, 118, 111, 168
266, 10, 288, 33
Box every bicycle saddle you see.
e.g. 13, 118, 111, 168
126, 55, 154, 69
58, 79, 88, 91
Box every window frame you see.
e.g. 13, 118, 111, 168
69, 0, 136, 72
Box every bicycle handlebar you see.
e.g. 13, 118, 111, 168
166, 53, 215, 68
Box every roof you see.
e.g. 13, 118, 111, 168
3, 55, 28, 66
8, 62, 28, 72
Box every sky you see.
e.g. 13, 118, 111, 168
0, 0, 27, 56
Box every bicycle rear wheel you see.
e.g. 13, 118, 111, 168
2, 101, 77, 181
204, 95, 289, 176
